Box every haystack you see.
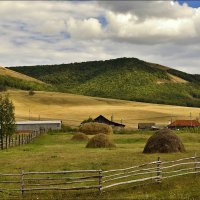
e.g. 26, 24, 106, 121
86, 133, 116, 148
71, 133, 89, 141
143, 129, 185, 153
79, 122, 113, 135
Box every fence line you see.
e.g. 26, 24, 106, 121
0, 154, 199, 196
0, 130, 42, 150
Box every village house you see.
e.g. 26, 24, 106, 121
16, 120, 62, 133
168, 120, 200, 129
93, 115, 125, 128
138, 123, 156, 130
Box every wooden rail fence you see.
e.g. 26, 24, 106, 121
0, 154, 199, 195
0, 130, 42, 150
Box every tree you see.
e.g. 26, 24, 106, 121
0, 95, 16, 149
29, 89, 35, 96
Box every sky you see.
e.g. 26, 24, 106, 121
0, 1, 200, 74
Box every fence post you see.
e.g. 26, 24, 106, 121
156, 156, 161, 183
20, 169, 25, 196
18, 135, 21, 146
194, 152, 198, 176
99, 170, 103, 192
20, 169, 24, 195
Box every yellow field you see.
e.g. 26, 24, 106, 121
3, 89, 200, 128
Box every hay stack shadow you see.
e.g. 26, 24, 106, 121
143, 129, 185, 153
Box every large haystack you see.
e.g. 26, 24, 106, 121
143, 129, 185, 153
86, 133, 116, 148
71, 133, 89, 141
79, 122, 113, 135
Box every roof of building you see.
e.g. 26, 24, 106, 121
94, 115, 125, 127
16, 120, 62, 125
168, 120, 200, 127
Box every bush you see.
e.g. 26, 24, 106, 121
79, 122, 113, 135
81, 117, 94, 124
29, 89, 35, 96
71, 133, 89, 141
86, 133, 116, 148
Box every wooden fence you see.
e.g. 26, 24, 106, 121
0, 154, 199, 195
0, 130, 42, 150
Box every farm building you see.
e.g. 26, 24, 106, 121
16, 120, 62, 133
94, 115, 125, 128
138, 123, 156, 130
168, 120, 200, 129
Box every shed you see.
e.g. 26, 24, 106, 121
94, 115, 125, 128
16, 120, 62, 133
168, 120, 200, 129
138, 123, 156, 130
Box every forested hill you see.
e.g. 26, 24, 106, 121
9, 57, 200, 107
0, 66, 51, 92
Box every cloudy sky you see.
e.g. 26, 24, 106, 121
0, 1, 200, 74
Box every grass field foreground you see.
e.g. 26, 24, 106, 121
0, 132, 200, 199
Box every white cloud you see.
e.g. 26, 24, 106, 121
0, 1, 199, 74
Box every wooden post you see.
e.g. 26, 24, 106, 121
99, 170, 103, 192
19, 135, 21, 146
156, 157, 161, 183
15, 135, 17, 146
20, 169, 25, 196
194, 152, 198, 176
9, 136, 11, 148
22, 134, 24, 145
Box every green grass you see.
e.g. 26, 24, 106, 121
1, 132, 200, 199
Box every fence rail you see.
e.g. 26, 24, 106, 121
0, 130, 42, 150
0, 154, 199, 195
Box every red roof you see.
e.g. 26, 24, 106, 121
169, 120, 200, 127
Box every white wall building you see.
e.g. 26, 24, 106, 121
16, 120, 62, 132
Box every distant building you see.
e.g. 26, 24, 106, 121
138, 123, 156, 130
168, 120, 200, 129
16, 120, 62, 133
94, 115, 125, 128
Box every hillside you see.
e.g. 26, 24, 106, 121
4, 90, 200, 128
9, 57, 200, 107
0, 66, 52, 92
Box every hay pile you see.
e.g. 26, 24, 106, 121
79, 122, 113, 135
71, 133, 89, 141
86, 133, 116, 148
143, 129, 185, 153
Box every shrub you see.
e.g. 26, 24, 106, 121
79, 122, 113, 135
81, 117, 94, 124
86, 133, 116, 148
29, 89, 35, 96
71, 133, 89, 141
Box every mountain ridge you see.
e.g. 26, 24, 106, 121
8, 57, 200, 107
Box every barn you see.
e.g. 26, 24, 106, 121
168, 120, 200, 129
138, 123, 156, 130
93, 115, 125, 128
16, 120, 62, 133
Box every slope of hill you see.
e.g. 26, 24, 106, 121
9, 57, 200, 107
0, 66, 52, 92
5, 90, 200, 128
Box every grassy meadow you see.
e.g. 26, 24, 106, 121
1, 132, 200, 199
4, 89, 200, 128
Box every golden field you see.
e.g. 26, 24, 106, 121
3, 89, 200, 128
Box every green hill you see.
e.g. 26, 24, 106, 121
0, 66, 52, 92
9, 57, 200, 107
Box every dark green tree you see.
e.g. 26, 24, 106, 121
0, 95, 16, 149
